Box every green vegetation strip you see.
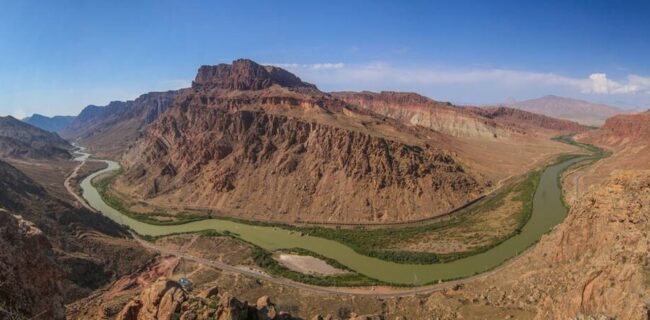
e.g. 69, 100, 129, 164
92, 171, 206, 226
139, 229, 389, 287
251, 247, 386, 287
94, 136, 604, 267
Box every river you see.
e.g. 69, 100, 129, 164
77, 151, 591, 285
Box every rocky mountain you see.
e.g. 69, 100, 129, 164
22, 113, 76, 133
581, 109, 650, 147
60, 90, 181, 159
333, 91, 587, 137
0, 210, 66, 319
0, 116, 72, 159
504, 95, 626, 126
117, 59, 487, 223
0, 159, 152, 318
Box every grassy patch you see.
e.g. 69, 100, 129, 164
92, 172, 207, 226
287, 167, 544, 265
251, 247, 386, 287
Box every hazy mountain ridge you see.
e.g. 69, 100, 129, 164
0, 116, 72, 160
504, 95, 627, 126
22, 114, 76, 133
333, 91, 587, 137
60, 90, 181, 159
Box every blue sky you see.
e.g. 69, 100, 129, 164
1, 0, 649, 117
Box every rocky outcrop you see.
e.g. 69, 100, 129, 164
0, 210, 65, 319
193, 59, 317, 91
112, 277, 385, 320
579, 110, 650, 147
115, 278, 301, 320
116, 278, 187, 320
118, 61, 486, 223
532, 170, 650, 318
0, 158, 152, 304
0, 116, 71, 159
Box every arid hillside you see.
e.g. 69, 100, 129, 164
117, 59, 489, 223
332, 91, 585, 182
580, 109, 650, 147
61, 90, 181, 159
0, 116, 72, 160
573, 110, 650, 192
0, 159, 152, 319
0, 209, 66, 319
333, 91, 587, 138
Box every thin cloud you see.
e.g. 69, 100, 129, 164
271, 63, 345, 70
275, 62, 650, 97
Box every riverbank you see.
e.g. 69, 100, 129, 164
76, 138, 604, 285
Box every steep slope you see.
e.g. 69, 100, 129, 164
117, 60, 486, 223
505, 95, 626, 126
580, 109, 650, 147
0, 116, 71, 159
22, 113, 76, 133
0, 210, 65, 319
573, 110, 650, 191
332, 91, 586, 183
61, 90, 180, 159
0, 159, 152, 305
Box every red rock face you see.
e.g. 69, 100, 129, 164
193, 59, 317, 91
119, 61, 486, 223
579, 110, 650, 148
0, 211, 65, 319
601, 110, 650, 140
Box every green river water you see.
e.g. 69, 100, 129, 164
78, 152, 590, 285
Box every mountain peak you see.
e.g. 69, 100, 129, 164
192, 59, 317, 91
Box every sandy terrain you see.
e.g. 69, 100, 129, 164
275, 253, 347, 276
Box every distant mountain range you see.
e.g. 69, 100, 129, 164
22, 114, 76, 133
0, 116, 72, 160
502, 95, 629, 126
59, 90, 180, 159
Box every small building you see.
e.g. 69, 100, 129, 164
178, 277, 193, 291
